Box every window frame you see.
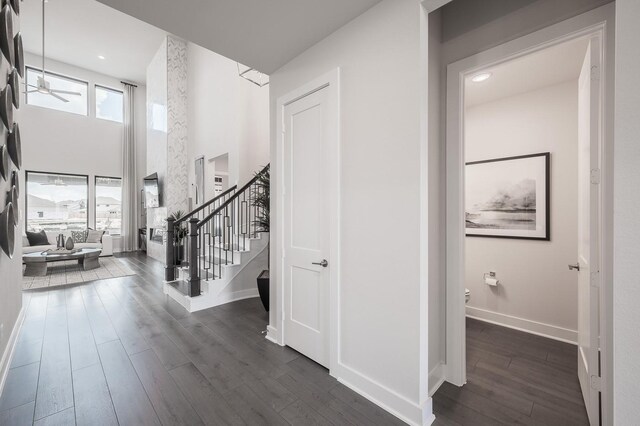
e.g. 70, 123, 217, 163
94, 175, 123, 235
25, 66, 90, 116
25, 170, 90, 233
95, 84, 124, 123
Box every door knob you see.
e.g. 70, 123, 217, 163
568, 263, 580, 271
312, 259, 328, 267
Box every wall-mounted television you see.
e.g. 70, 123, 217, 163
144, 173, 161, 208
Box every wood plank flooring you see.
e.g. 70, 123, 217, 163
0, 253, 405, 426
432, 318, 589, 425
1, 253, 588, 425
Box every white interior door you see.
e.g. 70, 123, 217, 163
576, 37, 601, 426
283, 86, 330, 367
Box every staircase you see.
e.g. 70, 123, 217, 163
163, 164, 269, 312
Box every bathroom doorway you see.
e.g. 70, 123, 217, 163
207, 153, 230, 199
437, 8, 614, 425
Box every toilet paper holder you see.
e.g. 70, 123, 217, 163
483, 271, 499, 286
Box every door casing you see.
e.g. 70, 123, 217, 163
272, 69, 341, 375
442, 4, 614, 424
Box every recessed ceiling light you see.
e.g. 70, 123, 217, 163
98, 55, 105, 60
471, 72, 492, 83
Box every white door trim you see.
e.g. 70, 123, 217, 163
274, 69, 341, 374
444, 4, 614, 423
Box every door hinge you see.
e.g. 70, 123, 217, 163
590, 169, 601, 185
591, 65, 600, 81
590, 271, 600, 288
590, 375, 602, 392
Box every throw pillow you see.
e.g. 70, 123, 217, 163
71, 230, 88, 243
26, 230, 50, 246
86, 229, 105, 244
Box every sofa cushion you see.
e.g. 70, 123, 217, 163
75, 243, 102, 250
23, 244, 56, 254
71, 230, 88, 243
26, 230, 51, 246
86, 229, 105, 243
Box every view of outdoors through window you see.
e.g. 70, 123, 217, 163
26, 67, 89, 116
96, 85, 124, 122
26, 172, 88, 232
96, 176, 122, 234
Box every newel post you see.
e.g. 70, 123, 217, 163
188, 218, 201, 296
165, 217, 175, 281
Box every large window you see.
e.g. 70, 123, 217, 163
25, 67, 89, 116
96, 85, 124, 123
26, 172, 88, 232
95, 176, 122, 235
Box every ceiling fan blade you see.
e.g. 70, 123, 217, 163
50, 92, 70, 103
26, 84, 38, 89
50, 89, 82, 96
25, 90, 39, 93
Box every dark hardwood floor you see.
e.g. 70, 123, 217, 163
0, 253, 405, 426
432, 318, 589, 426
1, 253, 589, 425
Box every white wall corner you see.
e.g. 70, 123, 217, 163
428, 361, 446, 397
0, 307, 26, 399
421, 0, 452, 13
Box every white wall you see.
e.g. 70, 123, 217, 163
427, 8, 446, 394
464, 81, 579, 341
269, 0, 427, 423
614, 0, 640, 422
187, 42, 269, 201
20, 53, 147, 246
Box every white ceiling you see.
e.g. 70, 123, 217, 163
21, 0, 168, 84
94, 0, 383, 74
465, 36, 590, 107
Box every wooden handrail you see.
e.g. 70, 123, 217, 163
175, 185, 237, 226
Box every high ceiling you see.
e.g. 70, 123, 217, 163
21, 0, 168, 84
95, 0, 383, 74
465, 36, 590, 107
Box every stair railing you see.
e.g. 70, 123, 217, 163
165, 164, 270, 298
164, 186, 237, 282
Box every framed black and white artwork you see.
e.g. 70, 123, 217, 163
465, 152, 550, 240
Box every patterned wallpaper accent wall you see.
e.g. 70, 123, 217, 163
145, 35, 188, 262
166, 36, 189, 215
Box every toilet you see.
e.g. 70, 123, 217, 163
465, 288, 471, 304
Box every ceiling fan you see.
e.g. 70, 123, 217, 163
25, 0, 81, 103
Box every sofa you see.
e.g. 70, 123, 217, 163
22, 231, 113, 257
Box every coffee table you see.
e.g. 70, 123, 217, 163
23, 248, 102, 277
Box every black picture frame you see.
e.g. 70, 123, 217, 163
465, 152, 550, 241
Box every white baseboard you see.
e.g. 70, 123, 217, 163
336, 362, 433, 426
428, 362, 446, 396
213, 288, 259, 306
466, 306, 577, 344
0, 307, 26, 400
265, 325, 282, 345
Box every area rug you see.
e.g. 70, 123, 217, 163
22, 257, 137, 290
